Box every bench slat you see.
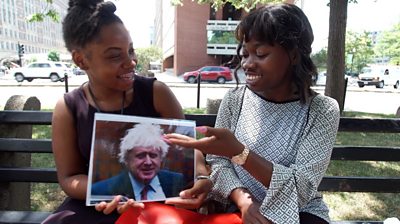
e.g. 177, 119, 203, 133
0, 211, 51, 224
1, 167, 399, 193
2, 139, 400, 162
0, 168, 57, 183
184, 114, 217, 127
331, 146, 400, 161
0, 111, 52, 125
319, 176, 400, 193
0, 139, 52, 153
2, 111, 400, 133
339, 117, 400, 133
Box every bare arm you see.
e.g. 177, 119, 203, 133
52, 97, 88, 200
153, 80, 184, 119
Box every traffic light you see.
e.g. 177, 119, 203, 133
18, 43, 25, 56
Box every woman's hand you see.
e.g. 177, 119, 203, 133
95, 195, 144, 215
239, 201, 271, 224
165, 178, 213, 209
165, 126, 244, 157
231, 188, 271, 224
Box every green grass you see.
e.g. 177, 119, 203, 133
324, 111, 400, 220
31, 125, 64, 210
183, 107, 207, 114
28, 110, 400, 221
342, 111, 397, 118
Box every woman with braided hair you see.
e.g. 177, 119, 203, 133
43, 0, 212, 223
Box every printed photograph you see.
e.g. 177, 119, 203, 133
86, 113, 196, 206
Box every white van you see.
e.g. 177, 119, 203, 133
358, 65, 400, 89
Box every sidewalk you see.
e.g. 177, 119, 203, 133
154, 70, 184, 83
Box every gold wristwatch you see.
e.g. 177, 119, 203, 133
231, 146, 250, 165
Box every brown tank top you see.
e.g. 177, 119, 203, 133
64, 75, 160, 169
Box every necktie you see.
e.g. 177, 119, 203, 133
141, 185, 149, 200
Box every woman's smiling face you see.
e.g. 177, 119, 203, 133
240, 39, 296, 101
80, 22, 137, 92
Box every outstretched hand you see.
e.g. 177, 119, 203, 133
95, 195, 145, 215
165, 126, 244, 158
165, 178, 213, 209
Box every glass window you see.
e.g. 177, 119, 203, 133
200, 67, 211, 72
39, 63, 51, 68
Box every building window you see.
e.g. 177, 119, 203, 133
209, 5, 216, 20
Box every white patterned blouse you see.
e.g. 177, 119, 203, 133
206, 86, 340, 224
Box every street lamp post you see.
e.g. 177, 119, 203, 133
196, 72, 201, 108
350, 48, 355, 74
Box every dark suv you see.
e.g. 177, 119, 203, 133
183, 66, 233, 84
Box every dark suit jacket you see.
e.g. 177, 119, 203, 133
91, 169, 185, 200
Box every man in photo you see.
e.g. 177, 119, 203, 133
91, 123, 185, 201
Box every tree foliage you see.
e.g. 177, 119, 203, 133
32, 0, 287, 22
345, 30, 374, 73
27, 0, 60, 22
311, 48, 328, 71
171, 0, 284, 11
374, 23, 400, 65
136, 46, 163, 75
208, 31, 238, 44
47, 51, 60, 62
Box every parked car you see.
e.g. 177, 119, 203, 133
0, 66, 6, 77
358, 65, 400, 89
315, 71, 327, 86
73, 67, 86, 76
183, 66, 233, 84
10, 61, 73, 82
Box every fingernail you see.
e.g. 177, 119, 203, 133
162, 135, 172, 143
196, 126, 207, 134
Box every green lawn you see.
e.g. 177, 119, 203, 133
29, 110, 400, 221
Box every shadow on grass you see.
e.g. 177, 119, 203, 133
326, 192, 400, 221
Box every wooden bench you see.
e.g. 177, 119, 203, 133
0, 110, 399, 224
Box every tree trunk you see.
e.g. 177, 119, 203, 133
325, 0, 348, 113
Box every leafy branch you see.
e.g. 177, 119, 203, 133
172, 0, 284, 12
27, 0, 60, 22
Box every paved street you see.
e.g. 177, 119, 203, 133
0, 73, 399, 115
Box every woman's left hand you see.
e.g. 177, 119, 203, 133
164, 178, 213, 209
240, 201, 271, 224
165, 126, 244, 157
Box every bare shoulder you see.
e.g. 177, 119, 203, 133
53, 96, 73, 122
153, 80, 184, 119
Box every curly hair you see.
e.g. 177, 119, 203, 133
235, 3, 317, 104
63, 0, 123, 52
